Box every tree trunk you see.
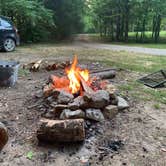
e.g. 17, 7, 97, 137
116, 1, 121, 41
124, 0, 129, 42
154, 15, 161, 43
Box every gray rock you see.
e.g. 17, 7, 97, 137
91, 90, 110, 108
85, 108, 104, 122
57, 90, 74, 104
104, 105, 119, 119
117, 96, 129, 110
68, 96, 87, 109
110, 96, 118, 105
44, 112, 54, 118
60, 109, 85, 120
50, 104, 69, 117
51, 89, 61, 98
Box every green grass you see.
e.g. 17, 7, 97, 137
118, 81, 166, 104
19, 68, 30, 77
82, 32, 166, 49
78, 49, 166, 73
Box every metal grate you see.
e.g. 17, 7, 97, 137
138, 70, 166, 88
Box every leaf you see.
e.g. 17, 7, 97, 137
26, 151, 34, 160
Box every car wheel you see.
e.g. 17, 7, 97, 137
3, 38, 16, 52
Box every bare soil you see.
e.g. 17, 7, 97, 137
0, 44, 166, 166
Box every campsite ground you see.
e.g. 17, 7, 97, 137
0, 42, 166, 166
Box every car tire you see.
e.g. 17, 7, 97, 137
3, 38, 16, 52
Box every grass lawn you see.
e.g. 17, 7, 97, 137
81, 32, 166, 49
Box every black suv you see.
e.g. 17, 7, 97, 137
0, 16, 20, 52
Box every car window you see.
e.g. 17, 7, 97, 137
0, 19, 12, 28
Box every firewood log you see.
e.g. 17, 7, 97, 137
31, 60, 42, 71
0, 122, 8, 150
80, 76, 94, 94
37, 118, 85, 142
91, 70, 116, 79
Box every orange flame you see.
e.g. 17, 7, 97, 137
66, 55, 90, 94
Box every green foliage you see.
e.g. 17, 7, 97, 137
0, 0, 55, 42
87, 0, 166, 43
44, 0, 85, 39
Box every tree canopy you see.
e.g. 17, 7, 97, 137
86, 0, 166, 43
0, 0, 166, 43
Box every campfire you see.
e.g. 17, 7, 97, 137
48, 55, 91, 95
37, 56, 129, 143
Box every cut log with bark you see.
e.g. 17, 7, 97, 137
0, 122, 8, 150
45, 61, 71, 71
91, 70, 116, 79
37, 118, 85, 142
30, 60, 42, 72
90, 68, 116, 74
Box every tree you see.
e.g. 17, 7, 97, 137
0, 0, 54, 42
44, 0, 85, 39
88, 0, 166, 43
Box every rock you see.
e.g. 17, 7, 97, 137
43, 84, 53, 97
57, 90, 74, 104
104, 84, 116, 95
91, 90, 110, 108
51, 89, 61, 98
60, 109, 85, 120
0, 122, 8, 151
44, 112, 54, 119
46, 96, 54, 104
117, 96, 129, 110
85, 108, 104, 122
68, 102, 80, 110
110, 95, 118, 105
50, 101, 58, 107
50, 105, 68, 117
104, 105, 119, 119
68, 96, 86, 109
83, 92, 92, 102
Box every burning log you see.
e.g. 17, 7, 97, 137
78, 73, 94, 94
37, 118, 85, 142
0, 122, 8, 150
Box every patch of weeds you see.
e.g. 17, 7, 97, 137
143, 88, 166, 104
19, 68, 30, 77
118, 81, 166, 104
153, 103, 161, 109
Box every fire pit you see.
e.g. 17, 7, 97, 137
0, 61, 19, 87
36, 56, 129, 142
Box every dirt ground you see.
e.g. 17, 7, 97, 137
0, 44, 166, 166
